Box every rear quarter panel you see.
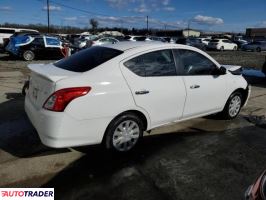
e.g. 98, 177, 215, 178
55, 57, 150, 126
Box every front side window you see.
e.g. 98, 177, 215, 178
124, 49, 177, 77
177, 49, 217, 75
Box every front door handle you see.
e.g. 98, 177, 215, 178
190, 85, 200, 89
135, 90, 150, 95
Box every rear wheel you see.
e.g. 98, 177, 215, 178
233, 46, 237, 51
23, 50, 35, 61
256, 47, 261, 52
220, 46, 224, 51
104, 113, 144, 152
220, 92, 242, 119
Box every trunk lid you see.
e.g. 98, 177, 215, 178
27, 63, 78, 110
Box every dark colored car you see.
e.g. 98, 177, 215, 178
6, 35, 64, 61
242, 41, 266, 52
245, 169, 266, 200
234, 40, 248, 49
176, 37, 207, 50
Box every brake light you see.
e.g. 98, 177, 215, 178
43, 87, 91, 112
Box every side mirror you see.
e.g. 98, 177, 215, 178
212, 66, 226, 76
219, 66, 227, 75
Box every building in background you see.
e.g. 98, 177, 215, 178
246, 28, 266, 40
181, 29, 201, 37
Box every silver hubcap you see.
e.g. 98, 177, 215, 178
229, 95, 241, 117
24, 51, 34, 61
112, 120, 140, 152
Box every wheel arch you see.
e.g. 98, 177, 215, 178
229, 87, 249, 107
101, 109, 150, 143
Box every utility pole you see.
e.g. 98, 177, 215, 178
187, 20, 190, 38
47, 0, 50, 33
146, 16, 149, 35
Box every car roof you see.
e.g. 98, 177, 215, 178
102, 41, 179, 51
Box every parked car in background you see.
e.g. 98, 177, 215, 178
25, 42, 250, 152
198, 37, 211, 45
0, 27, 38, 49
176, 38, 207, 50
234, 39, 248, 49
208, 39, 238, 51
125, 35, 147, 41
161, 37, 176, 43
92, 37, 119, 46
242, 41, 266, 52
245, 169, 266, 200
145, 36, 167, 42
188, 38, 208, 50
6, 35, 64, 61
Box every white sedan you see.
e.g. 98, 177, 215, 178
25, 42, 250, 152
92, 37, 119, 46
208, 39, 238, 51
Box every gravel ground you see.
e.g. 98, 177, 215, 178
208, 51, 266, 69
0, 50, 266, 199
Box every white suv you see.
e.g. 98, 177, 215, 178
25, 42, 250, 152
208, 39, 238, 51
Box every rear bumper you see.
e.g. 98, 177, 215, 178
25, 94, 112, 148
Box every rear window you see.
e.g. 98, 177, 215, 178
54, 46, 123, 72
210, 39, 220, 42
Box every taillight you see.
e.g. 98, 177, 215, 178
43, 87, 91, 112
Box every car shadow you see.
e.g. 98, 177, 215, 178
42, 131, 202, 200
0, 93, 70, 158
41, 125, 266, 200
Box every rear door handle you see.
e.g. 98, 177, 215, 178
190, 85, 200, 89
135, 90, 150, 95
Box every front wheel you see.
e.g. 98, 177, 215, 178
220, 92, 242, 119
104, 113, 144, 152
220, 46, 224, 51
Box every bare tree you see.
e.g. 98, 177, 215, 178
90, 18, 98, 33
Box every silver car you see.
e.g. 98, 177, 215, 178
242, 41, 266, 52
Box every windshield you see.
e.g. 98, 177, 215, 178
54, 46, 123, 72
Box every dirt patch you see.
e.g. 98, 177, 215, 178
208, 51, 266, 69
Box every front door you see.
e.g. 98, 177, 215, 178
175, 49, 227, 119
120, 49, 186, 127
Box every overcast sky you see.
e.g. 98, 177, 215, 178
0, 0, 266, 32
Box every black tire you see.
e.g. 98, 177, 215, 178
23, 50, 35, 61
233, 46, 237, 51
220, 46, 224, 51
219, 92, 242, 120
256, 47, 261, 52
104, 113, 144, 152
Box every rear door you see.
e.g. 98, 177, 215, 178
44, 36, 62, 58
120, 49, 186, 127
175, 49, 227, 119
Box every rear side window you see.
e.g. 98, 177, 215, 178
124, 49, 177, 77
32, 38, 45, 46
54, 46, 123, 72
0, 29, 15, 34
46, 37, 60, 46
